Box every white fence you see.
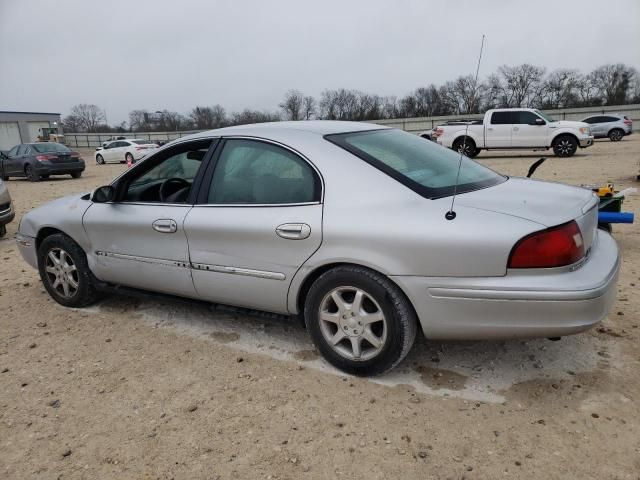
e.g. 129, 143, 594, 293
63, 104, 640, 147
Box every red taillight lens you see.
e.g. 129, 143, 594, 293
70, 152, 80, 158
623, 119, 632, 126
508, 220, 584, 269
35, 154, 56, 161
434, 127, 444, 137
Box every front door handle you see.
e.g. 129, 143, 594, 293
152, 219, 177, 233
513, 126, 519, 131
276, 223, 311, 240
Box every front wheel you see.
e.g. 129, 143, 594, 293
552, 135, 578, 157
608, 129, 624, 142
452, 137, 479, 158
96, 154, 105, 165
37, 233, 101, 308
304, 266, 417, 376
0, 224, 6, 237
71, 172, 82, 179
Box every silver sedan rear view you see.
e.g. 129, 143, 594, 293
16, 121, 620, 375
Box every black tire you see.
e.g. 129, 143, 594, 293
552, 135, 578, 157
40, 175, 50, 180
0, 224, 6, 237
71, 172, 82, 179
1, 175, 8, 181
452, 136, 479, 158
25, 164, 40, 182
37, 233, 101, 308
96, 154, 105, 165
304, 266, 417, 376
608, 129, 624, 142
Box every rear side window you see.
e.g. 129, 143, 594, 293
490, 112, 512, 124
326, 129, 505, 199
17, 145, 27, 155
603, 116, 619, 122
208, 139, 320, 204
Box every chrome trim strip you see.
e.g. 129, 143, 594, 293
192, 262, 286, 281
95, 251, 190, 269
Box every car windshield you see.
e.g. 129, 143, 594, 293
326, 129, 505, 199
32, 143, 71, 153
534, 110, 555, 122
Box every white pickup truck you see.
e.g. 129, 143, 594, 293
434, 108, 594, 158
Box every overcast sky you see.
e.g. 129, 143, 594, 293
1, 0, 638, 124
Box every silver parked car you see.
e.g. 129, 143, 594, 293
580, 114, 633, 141
0, 176, 15, 237
15, 121, 620, 375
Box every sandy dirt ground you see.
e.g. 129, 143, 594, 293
1, 136, 639, 479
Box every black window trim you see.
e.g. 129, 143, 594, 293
109, 137, 220, 205
194, 135, 324, 207
325, 128, 506, 200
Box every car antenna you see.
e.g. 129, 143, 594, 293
445, 34, 485, 221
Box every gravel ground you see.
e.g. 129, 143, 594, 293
1, 136, 639, 479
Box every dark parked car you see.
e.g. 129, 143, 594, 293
0, 176, 14, 237
0, 143, 85, 182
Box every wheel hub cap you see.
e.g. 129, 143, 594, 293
319, 286, 387, 361
44, 248, 79, 299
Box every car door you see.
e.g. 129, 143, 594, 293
184, 138, 323, 314
587, 116, 605, 137
101, 141, 116, 162
82, 139, 216, 298
485, 111, 512, 147
511, 110, 548, 147
3, 145, 20, 175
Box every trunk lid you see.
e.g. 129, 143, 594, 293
456, 177, 599, 251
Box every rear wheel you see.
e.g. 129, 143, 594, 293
552, 135, 578, 157
304, 266, 417, 376
452, 136, 479, 158
37, 233, 101, 308
71, 172, 82, 179
96, 154, 105, 165
608, 129, 624, 142
40, 174, 50, 180
25, 164, 40, 182
0, 224, 6, 237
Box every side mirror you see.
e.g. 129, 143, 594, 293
533, 118, 545, 126
91, 185, 115, 203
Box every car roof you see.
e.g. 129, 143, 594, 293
186, 120, 388, 140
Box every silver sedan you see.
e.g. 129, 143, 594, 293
16, 121, 620, 375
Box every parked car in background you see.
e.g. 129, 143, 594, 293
16, 121, 619, 376
102, 136, 128, 147
0, 176, 15, 237
95, 139, 159, 165
436, 108, 594, 157
580, 114, 632, 141
0, 143, 85, 182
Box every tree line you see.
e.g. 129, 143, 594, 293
63, 63, 639, 133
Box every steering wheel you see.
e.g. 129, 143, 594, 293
159, 177, 190, 202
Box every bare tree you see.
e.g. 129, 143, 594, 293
302, 96, 316, 120
541, 69, 580, 109
590, 64, 636, 105
69, 104, 106, 132
497, 64, 546, 107
128, 109, 150, 131
279, 89, 305, 120
61, 114, 83, 132
231, 109, 280, 126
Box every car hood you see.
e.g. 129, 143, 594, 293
550, 120, 589, 129
456, 177, 597, 227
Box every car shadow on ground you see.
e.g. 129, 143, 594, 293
89, 293, 613, 403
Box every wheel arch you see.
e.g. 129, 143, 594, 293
452, 132, 479, 148
291, 261, 417, 319
551, 131, 579, 146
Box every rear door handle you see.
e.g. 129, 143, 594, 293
513, 127, 519, 131
152, 219, 177, 233
276, 223, 311, 240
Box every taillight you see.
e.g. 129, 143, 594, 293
70, 152, 80, 158
434, 127, 444, 137
135, 146, 144, 151
35, 154, 57, 161
623, 119, 632, 126
508, 220, 584, 269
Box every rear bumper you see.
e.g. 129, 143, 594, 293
34, 161, 85, 175
391, 229, 619, 340
579, 136, 594, 148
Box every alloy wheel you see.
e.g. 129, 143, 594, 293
44, 248, 79, 299
557, 139, 575, 155
318, 286, 387, 361
610, 130, 623, 141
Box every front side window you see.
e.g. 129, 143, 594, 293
207, 139, 320, 204
8, 146, 19, 156
490, 112, 512, 124
326, 129, 505, 199
514, 111, 541, 125
121, 140, 211, 203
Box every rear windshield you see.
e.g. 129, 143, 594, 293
32, 143, 71, 153
326, 129, 505, 199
